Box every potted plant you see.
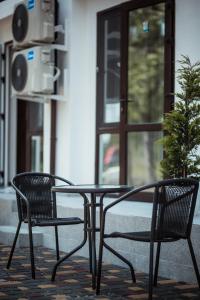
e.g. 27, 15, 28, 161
161, 55, 200, 178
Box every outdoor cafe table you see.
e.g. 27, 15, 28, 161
51, 184, 132, 289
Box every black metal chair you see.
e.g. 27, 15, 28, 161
96, 178, 200, 300
7, 172, 90, 279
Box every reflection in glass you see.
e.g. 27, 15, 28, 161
99, 133, 119, 184
103, 15, 121, 123
31, 136, 43, 172
128, 3, 165, 124
128, 131, 162, 186
29, 102, 43, 131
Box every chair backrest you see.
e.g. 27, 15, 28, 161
12, 172, 56, 221
153, 178, 199, 240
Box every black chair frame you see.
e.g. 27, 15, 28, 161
96, 178, 200, 300
6, 172, 92, 279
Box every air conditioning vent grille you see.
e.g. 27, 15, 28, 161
12, 54, 27, 92
12, 3, 28, 43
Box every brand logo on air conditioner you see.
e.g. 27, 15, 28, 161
27, 50, 34, 60
27, 0, 35, 10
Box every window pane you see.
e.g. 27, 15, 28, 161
99, 133, 119, 184
31, 136, 43, 172
128, 131, 162, 186
128, 3, 165, 124
29, 102, 43, 131
103, 15, 121, 123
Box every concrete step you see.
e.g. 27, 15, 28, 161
0, 190, 19, 226
0, 191, 24, 226
3, 211, 19, 227
0, 225, 43, 248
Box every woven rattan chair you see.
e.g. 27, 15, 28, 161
7, 172, 90, 279
96, 178, 200, 300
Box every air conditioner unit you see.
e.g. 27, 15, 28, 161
12, 46, 59, 96
12, 0, 55, 48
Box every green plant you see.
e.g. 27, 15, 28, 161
161, 55, 200, 178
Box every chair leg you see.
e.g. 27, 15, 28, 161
28, 222, 35, 279
187, 238, 200, 288
96, 229, 104, 295
7, 221, 22, 269
103, 241, 136, 283
148, 241, 154, 300
55, 226, 60, 261
154, 242, 161, 286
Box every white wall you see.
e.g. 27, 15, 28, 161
0, 15, 12, 43
175, 0, 200, 66
175, 0, 200, 94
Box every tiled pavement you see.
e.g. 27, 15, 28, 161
0, 244, 200, 299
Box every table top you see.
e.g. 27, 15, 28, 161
52, 184, 132, 194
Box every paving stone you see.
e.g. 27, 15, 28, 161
0, 243, 200, 299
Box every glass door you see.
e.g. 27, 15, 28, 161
127, 3, 165, 186
17, 100, 43, 173
96, 0, 174, 188
96, 10, 121, 184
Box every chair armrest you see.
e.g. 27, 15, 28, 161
52, 175, 89, 205
53, 175, 74, 186
11, 181, 29, 205
103, 182, 157, 215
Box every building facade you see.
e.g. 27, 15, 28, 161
0, 0, 200, 189
0, 0, 200, 283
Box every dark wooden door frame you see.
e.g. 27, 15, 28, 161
0, 44, 4, 184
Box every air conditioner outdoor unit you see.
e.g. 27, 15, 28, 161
12, 0, 55, 48
12, 46, 59, 96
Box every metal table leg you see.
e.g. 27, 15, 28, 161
91, 193, 97, 289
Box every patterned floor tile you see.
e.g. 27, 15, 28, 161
0, 243, 199, 300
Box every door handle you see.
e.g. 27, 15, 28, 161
120, 98, 135, 113
120, 98, 135, 103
